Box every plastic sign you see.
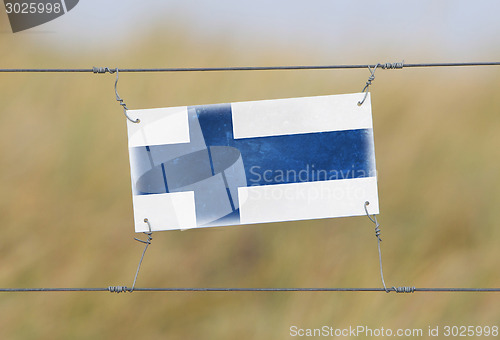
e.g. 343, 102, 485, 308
126, 93, 379, 232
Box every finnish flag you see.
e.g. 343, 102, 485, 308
127, 93, 378, 232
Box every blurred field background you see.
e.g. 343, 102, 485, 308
1, 3, 500, 339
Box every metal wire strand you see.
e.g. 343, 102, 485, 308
1, 287, 500, 293
113, 68, 140, 124
2, 61, 500, 73
129, 218, 154, 292
357, 64, 379, 106
364, 201, 416, 294
107, 219, 154, 293
364, 201, 389, 292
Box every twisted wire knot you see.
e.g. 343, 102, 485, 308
358, 61, 404, 105
364, 201, 382, 242
391, 286, 415, 293
380, 61, 404, 70
92, 67, 116, 74
357, 64, 378, 106
134, 218, 153, 245
374, 221, 382, 242
364, 73, 375, 90
108, 286, 129, 293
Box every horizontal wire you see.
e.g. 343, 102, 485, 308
0, 62, 500, 73
1, 287, 499, 293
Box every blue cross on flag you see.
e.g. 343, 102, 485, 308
126, 93, 378, 232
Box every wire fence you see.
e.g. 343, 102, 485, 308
1, 60, 499, 294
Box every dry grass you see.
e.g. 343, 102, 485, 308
1, 20, 500, 339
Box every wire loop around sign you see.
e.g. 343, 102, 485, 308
113, 68, 140, 123
357, 64, 378, 106
357, 61, 404, 106
129, 218, 153, 292
364, 201, 389, 292
107, 218, 153, 293
364, 201, 415, 293
92, 66, 139, 123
